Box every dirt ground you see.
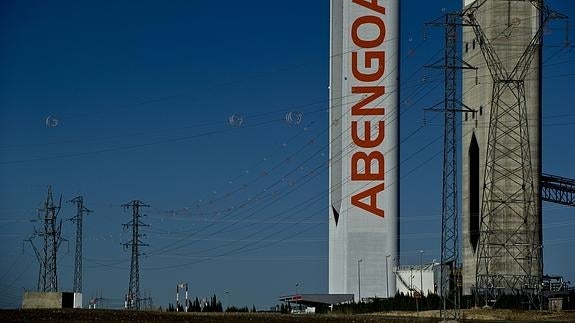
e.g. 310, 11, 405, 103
1, 308, 574, 322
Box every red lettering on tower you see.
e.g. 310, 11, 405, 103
349, 1, 387, 219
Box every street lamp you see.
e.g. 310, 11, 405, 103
357, 259, 363, 302
386, 255, 392, 298
295, 282, 300, 295
420, 250, 424, 295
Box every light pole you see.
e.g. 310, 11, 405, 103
386, 254, 392, 298
357, 259, 363, 303
420, 250, 424, 295
295, 282, 300, 312
410, 267, 414, 293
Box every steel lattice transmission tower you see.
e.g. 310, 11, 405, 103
69, 196, 92, 293
427, 12, 476, 322
463, 0, 566, 304
122, 200, 149, 310
26, 186, 64, 292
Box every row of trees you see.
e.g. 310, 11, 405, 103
226, 305, 257, 313
167, 294, 222, 312
166, 294, 257, 312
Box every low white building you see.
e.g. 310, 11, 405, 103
22, 291, 82, 309
395, 263, 442, 296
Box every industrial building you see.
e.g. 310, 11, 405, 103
329, 0, 573, 309
461, 0, 542, 297
329, 0, 400, 301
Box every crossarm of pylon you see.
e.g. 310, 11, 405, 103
464, 6, 507, 81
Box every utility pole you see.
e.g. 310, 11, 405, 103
69, 196, 92, 294
386, 254, 391, 298
122, 200, 149, 310
357, 259, 362, 303
420, 250, 424, 294
26, 186, 65, 292
426, 12, 476, 322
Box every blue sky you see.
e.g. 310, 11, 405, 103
1, 0, 574, 310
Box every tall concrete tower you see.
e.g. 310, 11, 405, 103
461, 0, 542, 296
329, 0, 399, 301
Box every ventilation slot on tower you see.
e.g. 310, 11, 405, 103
469, 134, 480, 252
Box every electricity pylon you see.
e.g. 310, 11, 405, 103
69, 196, 92, 293
463, 0, 566, 306
426, 12, 476, 322
122, 200, 149, 310
26, 186, 64, 292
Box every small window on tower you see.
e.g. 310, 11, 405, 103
479, 106, 483, 116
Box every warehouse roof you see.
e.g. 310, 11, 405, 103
278, 294, 354, 306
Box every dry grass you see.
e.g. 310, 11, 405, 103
369, 308, 575, 322
1, 308, 574, 322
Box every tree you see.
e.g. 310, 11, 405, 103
193, 297, 200, 312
